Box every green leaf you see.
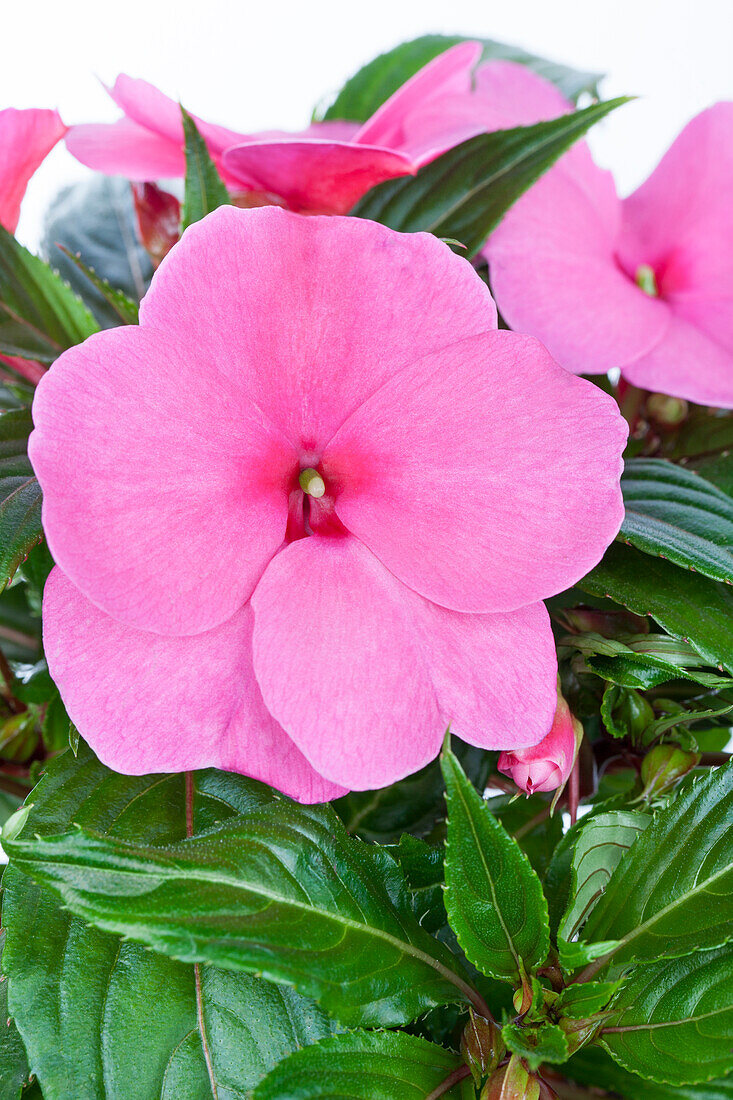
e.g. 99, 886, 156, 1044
1, 745, 336, 1100
0, 477, 42, 591
565, 1046, 733, 1099
181, 107, 230, 230
580, 543, 733, 675
0, 224, 98, 362
441, 743, 550, 983
587, 649, 732, 690
579, 762, 733, 972
558, 811, 650, 968
253, 1031, 466, 1100
554, 981, 622, 1019
351, 98, 629, 257
335, 739, 493, 843
4, 770, 477, 1029
393, 834, 446, 933
0, 933, 30, 1100
502, 1020, 569, 1072
602, 947, 733, 1085
322, 35, 601, 121
0, 582, 41, 662
57, 246, 139, 325
486, 792, 563, 879
619, 459, 733, 585
41, 176, 152, 328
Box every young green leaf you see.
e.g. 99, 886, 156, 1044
441, 743, 550, 984
580, 542, 733, 675
502, 1020, 569, 1072
558, 810, 650, 967
602, 947, 733, 1085
253, 1031, 467, 1100
321, 34, 601, 121
578, 761, 733, 974
4, 764, 479, 1029
1, 745, 336, 1100
554, 981, 622, 1019
57, 246, 139, 325
620, 459, 733, 585
181, 107, 230, 230
0, 224, 98, 362
351, 98, 629, 257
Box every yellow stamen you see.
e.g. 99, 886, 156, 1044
635, 263, 658, 297
299, 468, 326, 498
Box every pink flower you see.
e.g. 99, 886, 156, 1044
30, 207, 626, 800
66, 44, 483, 213
498, 686, 581, 794
480, 67, 733, 408
65, 74, 362, 193
0, 108, 66, 233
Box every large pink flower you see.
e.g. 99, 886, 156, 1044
0, 108, 66, 233
30, 207, 627, 800
480, 67, 733, 408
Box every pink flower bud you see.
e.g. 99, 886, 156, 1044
498, 686, 582, 795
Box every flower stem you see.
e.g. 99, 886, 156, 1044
423, 1064, 471, 1100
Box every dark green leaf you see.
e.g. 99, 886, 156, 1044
41, 176, 152, 328
620, 459, 733, 585
322, 35, 601, 121
502, 1020, 569, 1071
558, 811, 649, 969
57, 246, 139, 325
253, 1031, 466, 1100
335, 739, 493, 843
487, 792, 563, 879
393, 834, 446, 933
0, 933, 30, 1100
0, 224, 98, 362
0, 409, 33, 480
441, 743, 550, 983
352, 98, 629, 257
181, 108, 230, 230
0, 477, 42, 591
565, 1046, 733, 1099
1, 745, 336, 1100
0, 582, 41, 662
4, 769, 477, 1029
602, 947, 733, 1085
580, 543, 733, 675
580, 762, 733, 972
587, 650, 732, 690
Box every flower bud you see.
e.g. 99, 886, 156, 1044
132, 183, 181, 267
641, 743, 700, 798
498, 687, 581, 795
461, 1010, 504, 1084
646, 393, 689, 428
481, 1056, 540, 1100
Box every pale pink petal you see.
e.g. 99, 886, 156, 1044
354, 41, 481, 151
30, 325, 297, 636
140, 206, 496, 451
324, 330, 628, 614
0, 108, 66, 233
251, 536, 443, 789
486, 167, 668, 375
65, 118, 185, 180
251, 536, 557, 788
223, 139, 415, 212
623, 312, 733, 408
109, 74, 249, 153
44, 568, 344, 802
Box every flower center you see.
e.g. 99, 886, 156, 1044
299, 467, 326, 498
635, 263, 659, 297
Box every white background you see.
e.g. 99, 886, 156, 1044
3, 0, 733, 248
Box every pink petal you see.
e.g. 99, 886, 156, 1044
485, 166, 668, 375
139, 206, 496, 452
44, 568, 344, 802
250, 536, 556, 789
324, 329, 627, 614
623, 312, 733, 408
30, 325, 297, 636
223, 139, 415, 213
354, 41, 481, 151
617, 103, 733, 398
0, 108, 66, 233
65, 118, 185, 180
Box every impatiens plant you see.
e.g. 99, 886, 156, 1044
0, 31, 731, 1100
